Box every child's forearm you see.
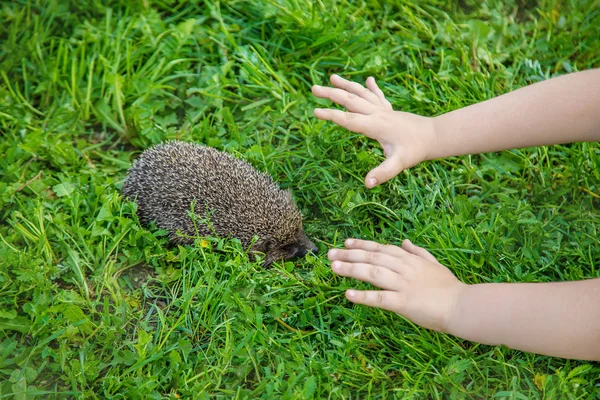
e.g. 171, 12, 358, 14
447, 279, 600, 360
430, 69, 600, 159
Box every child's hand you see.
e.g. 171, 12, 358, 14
328, 238, 465, 333
312, 74, 437, 188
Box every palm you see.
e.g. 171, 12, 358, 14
312, 74, 435, 187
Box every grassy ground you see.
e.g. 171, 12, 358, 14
1, 0, 599, 398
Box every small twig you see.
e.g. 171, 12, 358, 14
19, 157, 38, 181
16, 170, 42, 192
274, 318, 314, 335
579, 186, 600, 199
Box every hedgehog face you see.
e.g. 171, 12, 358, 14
255, 229, 318, 266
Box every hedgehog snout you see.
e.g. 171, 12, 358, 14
295, 231, 318, 257
298, 241, 318, 257
294, 245, 318, 258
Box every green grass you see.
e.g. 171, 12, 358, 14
1, 0, 599, 398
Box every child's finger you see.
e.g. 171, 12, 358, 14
331, 261, 402, 291
313, 108, 374, 137
345, 289, 402, 313
328, 248, 403, 273
344, 238, 407, 259
365, 155, 404, 188
330, 74, 381, 105
366, 77, 392, 109
401, 239, 439, 264
312, 85, 377, 114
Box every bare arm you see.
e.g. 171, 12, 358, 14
316, 71, 600, 360
448, 279, 600, 360
431, 69, 600, 159
328, 239, 600, 361
313, 69, 600, 187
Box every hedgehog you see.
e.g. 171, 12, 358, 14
122, 141, 318, 266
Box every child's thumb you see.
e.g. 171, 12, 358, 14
365, 155, 403, 188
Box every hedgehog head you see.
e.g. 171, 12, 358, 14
243, 190, 318, 266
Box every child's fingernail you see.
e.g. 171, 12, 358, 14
332, 261, 341, 271
346, 239, 354, 246
347, 290, 356, 298
368, 177, 377, 187
328, 249, 337, 258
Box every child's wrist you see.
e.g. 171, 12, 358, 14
443, 281, 470, 335
426, 115, 444, 161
